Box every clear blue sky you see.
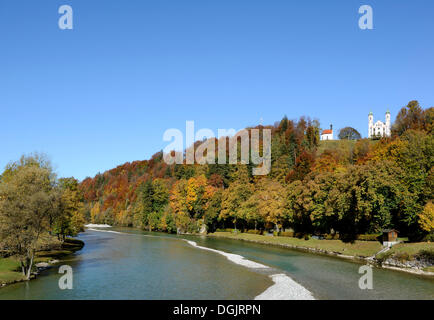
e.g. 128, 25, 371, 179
1, 0, 433, 180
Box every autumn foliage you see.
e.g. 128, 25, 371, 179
80, 101, 434, 241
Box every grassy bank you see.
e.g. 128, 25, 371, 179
385, 242, 434, 256
208, 232, 434, 265
208, 232, 383, 258
0, 258, 25, 285
34, 238, 85, 263
377, 242, 434, 272
0, 238, 84, 286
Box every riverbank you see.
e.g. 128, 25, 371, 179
207, 232, 434, 276
0, 238, 84, 288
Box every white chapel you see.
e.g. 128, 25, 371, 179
320, 124, 334, 141
368, 111, 391, 139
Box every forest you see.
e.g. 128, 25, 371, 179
79, 101, 434, 241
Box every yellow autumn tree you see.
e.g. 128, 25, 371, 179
186, 177, 199, 212
170, 179, 190, 232
367, 138, 407, 163
57, 177, 86, 238
90, 201, 101, 223
185, 175, 208, 217
418, 201, 434, 233
254, 178, 287, 232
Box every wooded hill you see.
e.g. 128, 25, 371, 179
79, 101, 434, 241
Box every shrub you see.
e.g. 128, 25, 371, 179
376, 250, 393, 263
394, 252, 412, 262
294, 232, 311, 239
422, 232, 434, 242
279, 231, 294, 238
417, 250, 434, 264
246, 229, 262, 235
215, 228, 234, 233
324, 234, 338, 240
357, 234, 381, 241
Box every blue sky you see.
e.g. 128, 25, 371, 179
1, 0, 433, 180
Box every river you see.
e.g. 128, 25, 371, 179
0, 228, 432, 300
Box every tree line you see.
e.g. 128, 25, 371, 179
80, 101, 433, 241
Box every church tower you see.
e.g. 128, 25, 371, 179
368, 112, 373, 138
385, 110, 391, 136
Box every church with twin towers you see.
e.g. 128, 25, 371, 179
368, 110, 391, 138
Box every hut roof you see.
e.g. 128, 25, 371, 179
382, 229, 398, 233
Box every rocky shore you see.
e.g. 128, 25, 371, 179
380, 257, 434, 276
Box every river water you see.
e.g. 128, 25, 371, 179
0, 228, 432, 300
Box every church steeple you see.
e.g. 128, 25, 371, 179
385, 110, 391, 136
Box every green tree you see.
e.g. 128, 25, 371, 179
151, 179, 169, 212
279, 115, 289, 132
54, 177, 86, 240
304, 120, 320, 150
338, 127, 361, 140
204, 189, 223, 232
135, 180, 154, 230
328, 161, 409, 239
287, 171, 338, 234
220, 179, 254, 230
392, 100, 426, 136
0, 154, 60, 279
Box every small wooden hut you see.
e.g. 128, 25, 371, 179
382, 229, 398, 244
